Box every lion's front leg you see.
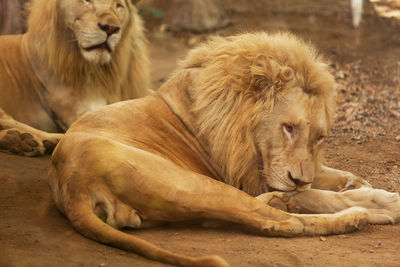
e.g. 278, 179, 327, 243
312, 165, 371, 192
0, 108, 62, 156
285, 188, 400, 225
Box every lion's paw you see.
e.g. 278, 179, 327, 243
256, 191, 300, 213
335, 207, 370, 231
0, 129, 46, 156
344, 188, 400, 224
42, 133, 63, 153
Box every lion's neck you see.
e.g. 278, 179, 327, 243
157, 70, 225, 183
158, 69, 268, 196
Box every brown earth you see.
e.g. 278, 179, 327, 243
1, 1, 400, 266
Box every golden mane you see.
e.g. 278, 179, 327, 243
180, 32, 336, 195
25, 0, 149, 98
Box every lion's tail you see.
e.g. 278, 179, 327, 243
66, 199, 229, 267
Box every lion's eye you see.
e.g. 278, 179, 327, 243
283, 124, 294, 134
317, 135, 325, 144
117, 3, 124, 9
84, 0, 91, 3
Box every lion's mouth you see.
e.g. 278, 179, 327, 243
83, 42, 111, 53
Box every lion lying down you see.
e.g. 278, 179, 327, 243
0, 0, 149, 156
49, 32, 400, 267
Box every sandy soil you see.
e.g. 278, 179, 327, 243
1, 1, 399, 266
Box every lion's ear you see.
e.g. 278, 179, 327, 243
275, 66, 294, 87
277, 66, 294, 83
247, 56, 295, 94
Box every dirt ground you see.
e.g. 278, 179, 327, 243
1, 1, 400, 266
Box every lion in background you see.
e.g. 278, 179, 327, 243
0, 0, 149, 156
49, 32, 400, 266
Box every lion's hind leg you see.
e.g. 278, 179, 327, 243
60, 186, 228, 267
0, 108, 62, 156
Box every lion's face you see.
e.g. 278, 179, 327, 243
255, 87, 328, 192
60, 0, 132, 64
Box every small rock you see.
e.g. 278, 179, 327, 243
345, 108, 354, 118
319, 236, 327, 242
336, 71, 345, 79
351, 121, 362, 130
338, 234, 348, 239
396, 135, 400, 142
375, 241, 382, 248
390, 110, 400, 118
99, 264, 106, 267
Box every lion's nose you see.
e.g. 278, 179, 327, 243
288, 171, 312, 187
98, 23, 120, 36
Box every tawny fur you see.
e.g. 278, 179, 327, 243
0, 0, 149, 156
25, 0, 149, 96
182, 33, 336, 195
49, 32, 400, 267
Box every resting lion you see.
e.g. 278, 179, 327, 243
49, 33, 400, 267
0, 0, 149, 156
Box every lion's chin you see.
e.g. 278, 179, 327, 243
80, 48, 112, 64
268, 183, 311, 193
296, 183, 311, 192
266, 180, 297, 193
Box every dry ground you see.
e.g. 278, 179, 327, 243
1, 1, 399, 266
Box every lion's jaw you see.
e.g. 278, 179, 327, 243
60, 0, 130, 64
256, 87, 328, 192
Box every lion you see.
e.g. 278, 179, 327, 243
0, 0, 149, 156
48, 32, 400, 267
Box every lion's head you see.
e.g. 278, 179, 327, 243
180, 32, 336, 196
25, 0, 148, 92
59, 0, 134, 64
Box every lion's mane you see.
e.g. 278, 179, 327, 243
179, 32, 336, 195
25, 0, 149, 98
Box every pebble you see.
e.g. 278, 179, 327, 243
336, 71, 345, 79
319, 236, 327, 242
350, 121, 362, 130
